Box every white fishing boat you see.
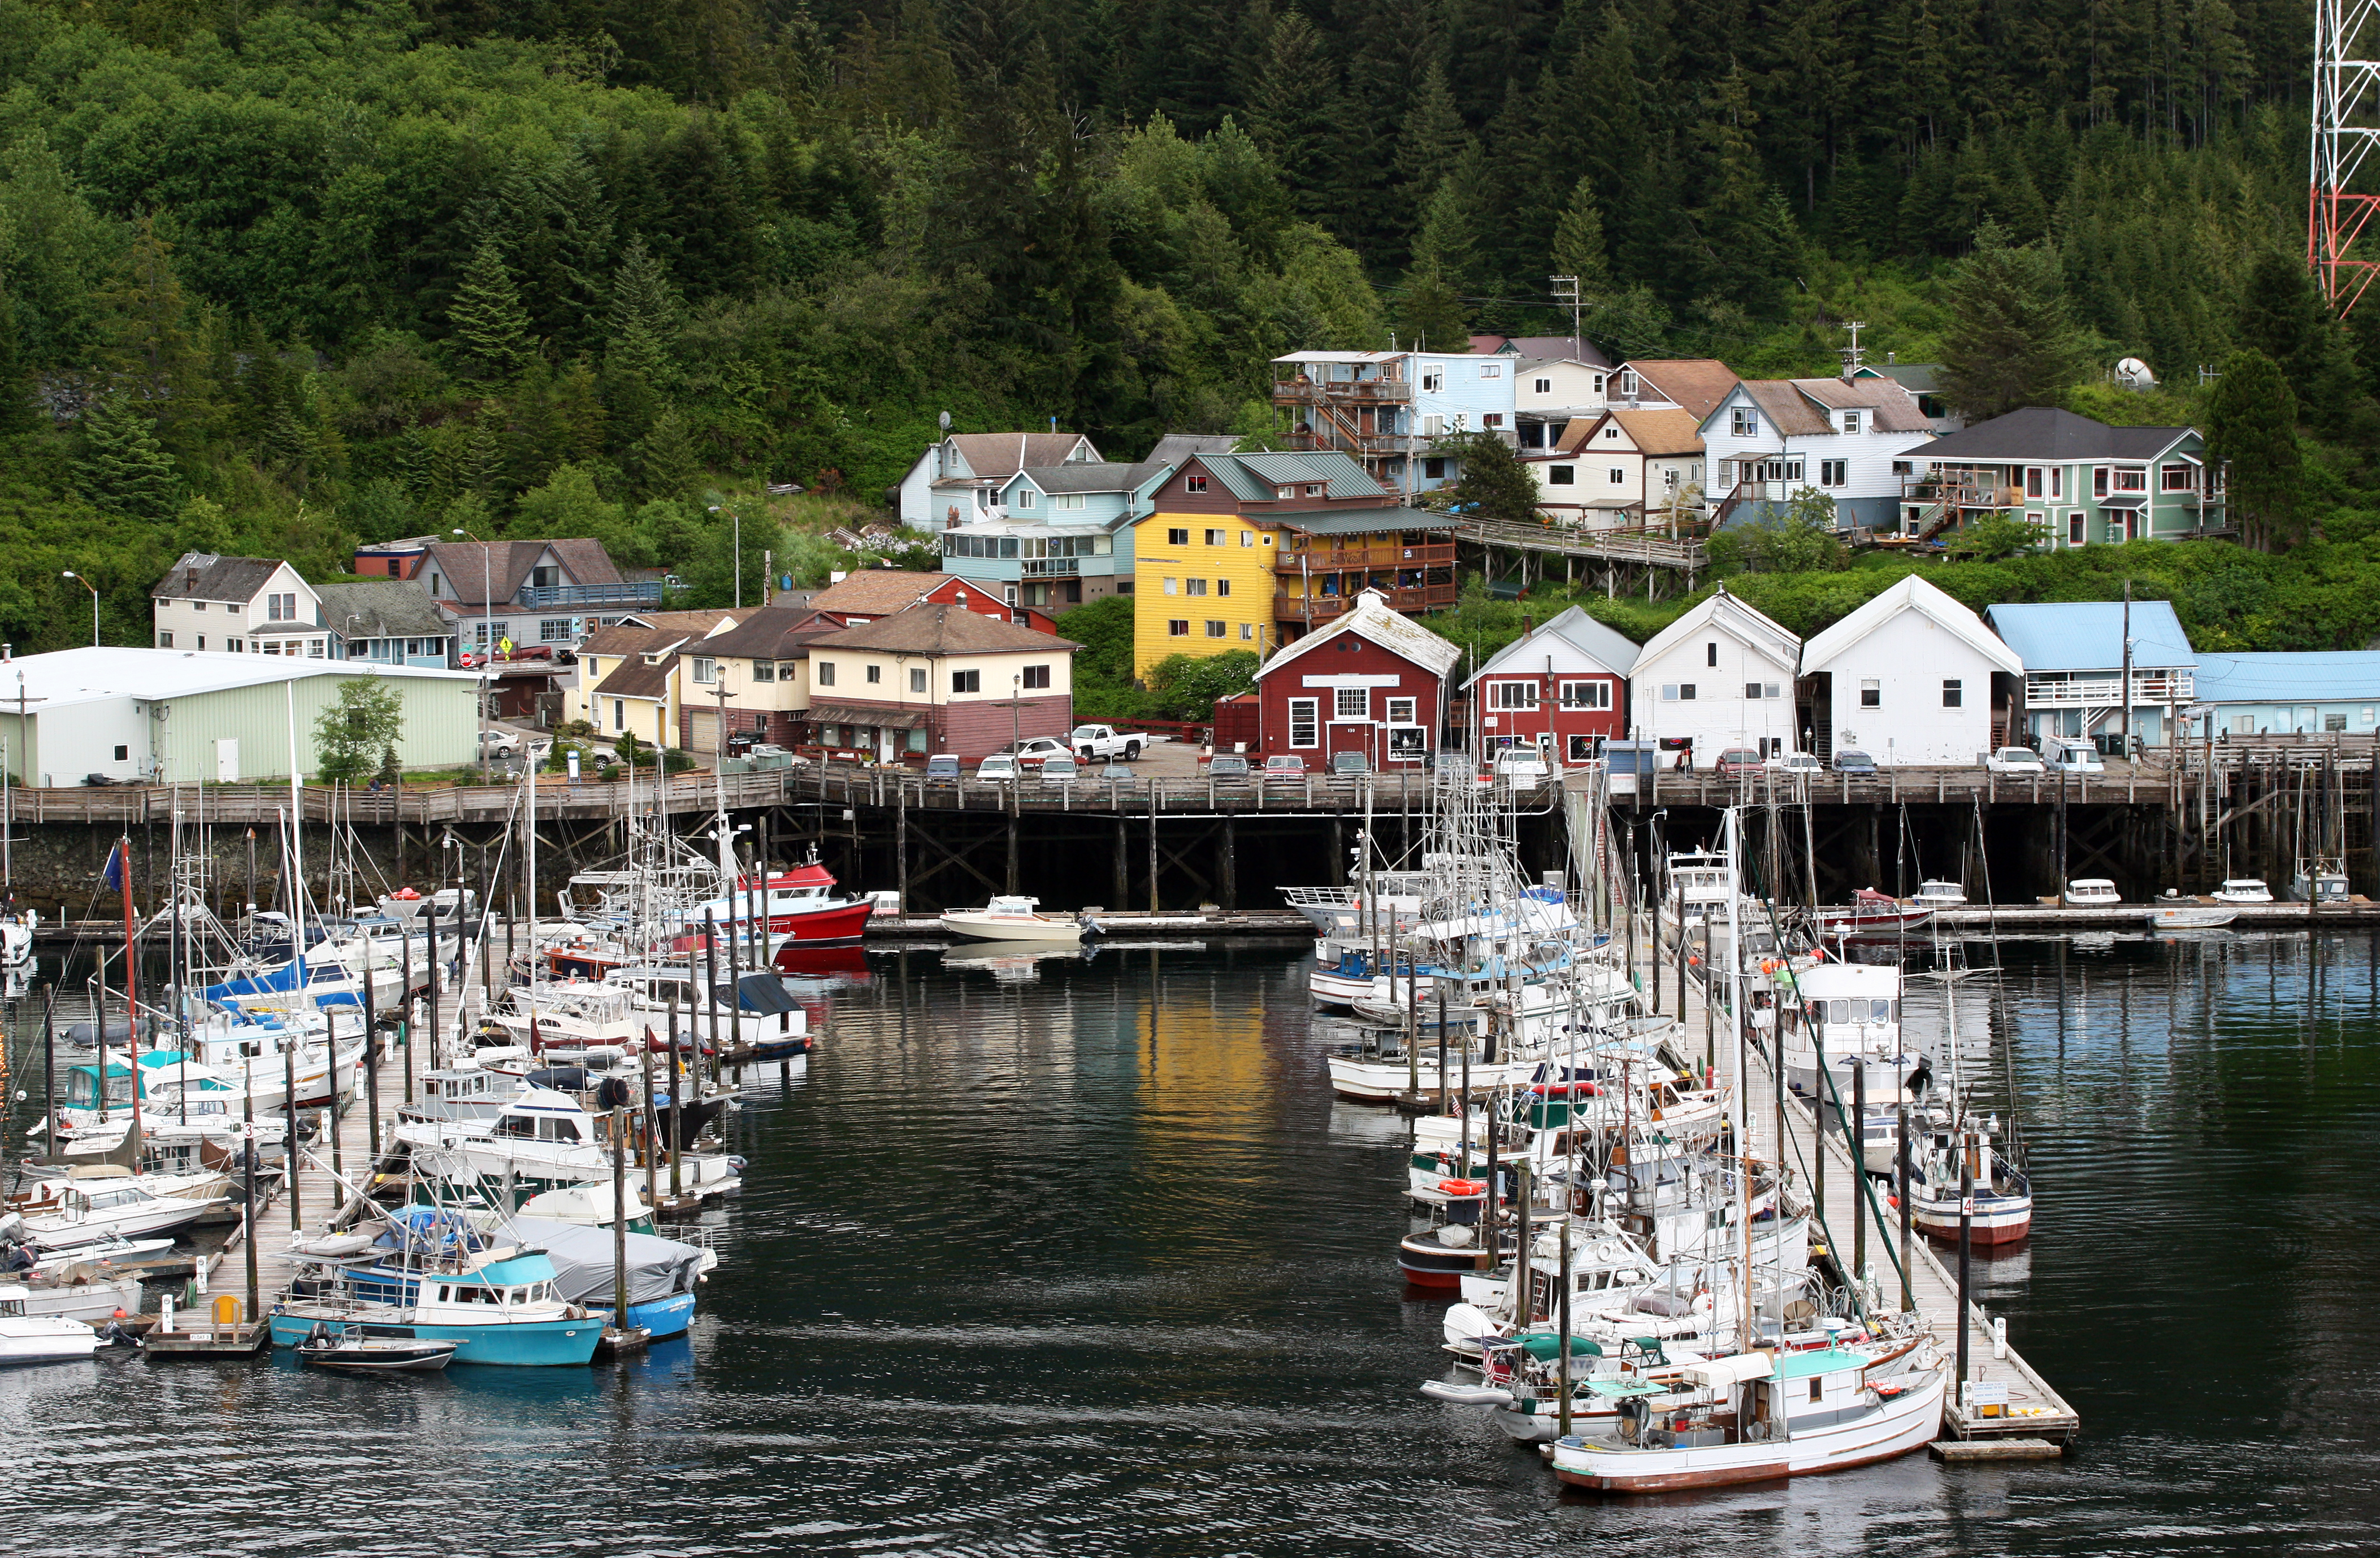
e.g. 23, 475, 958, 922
2211, 878, 2273, 905
939, 896, 1087, 943
6, 1177, 226, 1249
1547, 1347, 1947, 1491
1911, 879, 1967, 907
401, 1088, 744, 1202
1776, 961, 1919, 1104
2291, 857, 2351, 904
2142, 904, 2239, 930
0, 1287, 103, 1366
2062, 878, 2121, 906
1910, 1116, 2032, 1245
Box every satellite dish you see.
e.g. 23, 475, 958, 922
2115, 357, 2157, 391
938, 410, 951, 432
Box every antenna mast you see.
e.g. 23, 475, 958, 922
2310, 0, 2380, 315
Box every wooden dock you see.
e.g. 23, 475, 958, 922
1661, 919, 2080, 1446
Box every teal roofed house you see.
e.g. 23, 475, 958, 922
1905, 408, 2223, 547
2191, 651, 2380, 739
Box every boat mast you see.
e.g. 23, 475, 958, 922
1726, 806, 1750, 1355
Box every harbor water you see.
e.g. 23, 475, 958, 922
3, 930, 2377, 1554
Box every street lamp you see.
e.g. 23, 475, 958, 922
454, 528, 495, 783
60, 572, 98, 648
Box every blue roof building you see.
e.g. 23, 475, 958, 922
1984, 600, 2196, 748
2191, 650, 2380, 737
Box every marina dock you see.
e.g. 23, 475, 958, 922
1662, 916, 2081, 1446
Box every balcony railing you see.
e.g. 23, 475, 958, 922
1278, 542, 1456, 572
1019, 557, 1081, 577
2024, 674, 2195, 708
520, 581, 665, 609
1273, 377, 1411, 403
1275, 585, 1459, 619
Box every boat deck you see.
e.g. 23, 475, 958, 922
1662, 918, 2080, 1446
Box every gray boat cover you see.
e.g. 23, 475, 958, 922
501, 1216, 702, 1307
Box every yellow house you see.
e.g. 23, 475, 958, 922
570, 609, 751, 747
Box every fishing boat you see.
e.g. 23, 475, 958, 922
294, 1323, 458, 1373
1910, 1117, 2032, 1245
0, 906, 35, 973
6, 1177, 227, 1248
2142, 904, 2239, 930
271, 1244, 604, 1365
1813, 888, 1932, 938
2061, 878, 2121, 906
2211, 878, 2273, 905
1547, 1347, 1947, 1491
1911, 880, 1966, 907
940, 896, 1087, 943
399, 1088, 744, 1202
678, 857, 875, 947
0, 1287, 103, 1366
1775, 961, 1920, 1103
2291, 857, 2351, 904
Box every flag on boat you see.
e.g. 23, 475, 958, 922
101, 838, 127, 893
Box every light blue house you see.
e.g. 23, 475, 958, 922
1272, 350, 1519, 498
1985, 600, 2196, 749
2191, 651, 2380, 739
938, 435, 1235, 613
318, 580, 456, 669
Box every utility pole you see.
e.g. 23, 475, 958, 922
1549, 274, 1581, 364
2120, 580, 2134, 758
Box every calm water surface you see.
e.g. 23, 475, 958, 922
3, 931, 2378, 1555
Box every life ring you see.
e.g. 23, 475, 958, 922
1438, 1178, 1488, 1197
1592, 1240, 1620, 1263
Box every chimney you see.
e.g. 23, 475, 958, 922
1523, 613, 1534, 639
1888, 351, 1897, 365
185, 567, 199, 593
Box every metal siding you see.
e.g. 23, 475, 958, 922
159, 672, 480, 781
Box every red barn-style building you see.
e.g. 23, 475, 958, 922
1255, 591, 1461, 765
1461, 605, 1640, 765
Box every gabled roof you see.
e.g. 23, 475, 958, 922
1737, 380, 1835, 436
1616, 360, 1742, 422
1143, 433, 1239, 467
1467, 605, 1640, 685
1636, 584, 1800, 669
940, 432, 1099, 483
605, 607, 753, 637
1984, 600, 2195, 671
592, 655, 676, 701
1011, 462, 1147, 495
152, 553, 291, 604
1259, 591, 1462, 680
1497, 335, 1613, 367
692, 606, 821, 660
315, 580, 449, 640
419, 539, 621, 607
1184, 450, 1388, 504
809, 603, 1078, 656
2192, 650, 2380, 703
806, 570, 946, 616
1914, 408, 2197, 464
578, 623, 692, 663
1788, 377, 1932, 432
1559, 408, 1703, 457
1798, 575, 2021, 676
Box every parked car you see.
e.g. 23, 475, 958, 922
924, 754, 962, 783
1983, 745, 2046, 775
1714, 747, 1765, 776
1006, 737, 1071, 769
1765, 751, 1823, 775
1208, 754, 1251, 781
1329, 752, 1370, 776
1099, 763, 1136, 782
976, 754, 1020, 782
1039, 755, 1081, 784
1262, 754, 1307, 783
1831, 749, 1878, 775
478, 730, 524, 759
2041, 736, 2104, 773
1070, 724, 1147, 761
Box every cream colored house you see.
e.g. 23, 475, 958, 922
569, 609, 749, 747
1532, 407, 1706, 530
673, 607, 825, 753
804, 604, 1079, 763
151, 553, 329, 657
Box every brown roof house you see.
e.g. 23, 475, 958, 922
151, 553, 330, 658
895, 431, 1103, 530
1607, 359, 1745, 423
1532, 407, 1707, 529
1699, 376, 1936, 532
804, 605, 1080, 764
567, 609, 756, 748
417, 538, 660, 656
671, 607, 845, 754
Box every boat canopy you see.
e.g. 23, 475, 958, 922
1684, 1352, 1775, 1387
719, 972, 799, 1014
503, 1215, 702, 1307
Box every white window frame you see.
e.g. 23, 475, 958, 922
693, 657, 718, 684
1608, 467, 1625, 485
1288, 697, 1319, 748
1730, 406, 1757, 437
1386, 696, 1416, 723
1334, 687, 1369, 718
1490, 681, 1540, 711
1559, 680, 1610, 710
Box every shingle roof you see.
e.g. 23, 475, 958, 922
944, 433, 1098, 481
1016, 462, 1148, 494
1271, 506, 1453, 536
1143, 433, 1240, 467
592, 656, 675, 701
419, 539, 621, 607
691, 606, 817, 659
1191, 450, 1388, 503
2192, 651, 2380, 703
1798, 574, 2022, 675
152, 553, 287, 604
1260, 590, 1462, 679
807, 570, 946, 615
1914, 408, 2196, 464
607, 607, 755, 637
316, 580, 449, 639
809, 603, 1079, 656
1498, 335, 1613, 367
1620, 360, 1742, 421
1983, 600, 2195, 671
1739, 381, 1833, 436
1788, 377, 1933, 433
1468, 605, 1641, 683
1859, 363, 1943, 395
1559, 408, 1703, 456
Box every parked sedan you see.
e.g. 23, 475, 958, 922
1262, 755, 1308, 783
1831, 749, 1878, 775
1038, 755, 1081, 784
1208, 754, 1251, 781
1007, 736, 1072, 769
1714, 747, 1765, 776
1765, 751, 1824, 775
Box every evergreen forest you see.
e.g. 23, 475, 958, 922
0, 0, 2374, 658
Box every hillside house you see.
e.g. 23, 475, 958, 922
151, 553, 332, 658
1700, 376, 1936, 532
1795, 575, 2022, 765
316, 581, 454, 668
1532, 407, 1706, 530
674, 607, 839, 755
1254, 591, 1461, 766
1985, 600, 2196, 750
805, 605, 1078, 764
1464, 605, 1640, 765
895, 431, 1102, 531
1852, 361, 1962, 435
1628, 587, 1802, 765
794, 569, 1056, 634
1905, 409, 2222, 548
417, 538, 658, 655
1605, 360, 1744, 424
1271, 349, 1519, 497
567, 609, 755, 746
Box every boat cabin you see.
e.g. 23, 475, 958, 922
487, 1089, 618, 1145
2063, 879, 2120, 905
1662, 852, 1733, 919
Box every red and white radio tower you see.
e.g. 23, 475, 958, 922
2311, 0, 2380, 314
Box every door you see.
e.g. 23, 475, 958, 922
214, 738, 239, 782
687, 710, 720, 754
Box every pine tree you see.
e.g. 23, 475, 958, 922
1246, 10, 1339, 219
1399, 175, 1477, 350
2207, 349, 2303, 551
1394, 63, 1471, 206
95, 213, 196, 411
1549, 175, 1611, 292
1938, 224, 2087, 419
632, 408, 701, 502
76, 393, 180, 520
446, 240, 533, 384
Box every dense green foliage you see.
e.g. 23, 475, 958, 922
0, 0, 2368, 662
312, 677, 404, 783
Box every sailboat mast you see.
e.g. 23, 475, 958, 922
1726, 807, 1750, 1354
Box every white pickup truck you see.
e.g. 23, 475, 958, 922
1071, 724, 1147, 761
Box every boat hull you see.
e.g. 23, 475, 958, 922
1914, 1201, 2032, 1244
269, 1310, 602, 1366
938, 914, 1084, 943
0, 1320, 103, 1365
1551, 1370, 1947, 1491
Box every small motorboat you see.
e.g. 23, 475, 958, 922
0, 1286, 103, 1365
939, 896, 1086, 944
2061, 878, 2121, 907
1911, 879, 1966, 907
1813, 888, 1932, 938
2143, 903, 2238, 930
2212, 878, 2273, 905
296, 1322, 458, 1373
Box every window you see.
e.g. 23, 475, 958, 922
1421, 369, 1443, 392
1943, 680, 1963, 708
1163, 578, 1180, 596
1706, 643, 1719, 667
1022, 665, 1051, 689
1304, 484, 1324, 497
1336, 687, 1369, 718
1185, 476, 1208, 494
2024, 467, 2044, 498
1859, 679, 1881, 708
753, 660, 777, 683
1015, 489, 1036, 509
2114, 467, 2147, 492
1568, 734, 1592, 761
2068, 512, 2086, 545
1482, 413, 1504, 428
1731, 407, 1757, 437
1549, 466, 1576, 485
694, 657, 719, 684
1745, 682, 1764, 700
1559, 680, 1611, 709
1841, 410, 1862, 434
1205, 528, 1226, 546
910, 667, 927, 693
267, 592, 297, 621
1240, 622, 1255, 640
1288, 698, 1319, 747
1718, 460, 1736, 488
158, 631, 172, 649
1216, 579, 1231, 597
2050, 467, 2063, 499
191, 600, 205, 612
540, 619, 573, 642
1167, 527, 1190, 545
1276, 485, 1295, 499
2093, 466, 2110, 498
863, 663, 881, 684
196, 635, 206, 650
2162, 462, 2196, 492
1609, 467, 1625, 485
613, 699, 626, 730
777, 661, 796, 680
1186, 579, 1207, 597
1239, 531, 1255, 547
2328, 712, 2349, 732
1534, 377, 1551, 394
113, 744, 128, 761
1424, 457, 1446, 479
1680, 683, 1697, 700
1055, 493, 1086, 511
1819, 459, 1848, 487
1168, 619, 1189, 636
1490, 682, 1540, 710
951, 670, 981, 693
1206, 620, 1228, 637
2232, 714, 2256, 735
1480, 362, 1502, 377
1387, 697, 1416, 723
1603, 425, 1620, 440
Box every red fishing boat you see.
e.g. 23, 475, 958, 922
680, 860, 876, 947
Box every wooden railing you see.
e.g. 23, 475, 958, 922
1278, 541, 1455, 571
